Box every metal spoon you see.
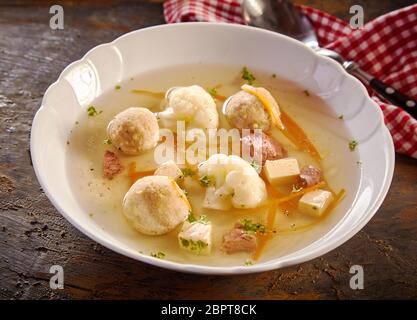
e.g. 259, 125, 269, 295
242, 0, 417, 118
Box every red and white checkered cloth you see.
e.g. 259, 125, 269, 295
164, 0, 417, 158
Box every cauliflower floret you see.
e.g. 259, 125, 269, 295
198, 154, 267, 209
159, 85, 219, 131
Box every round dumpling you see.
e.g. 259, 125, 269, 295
159, 85, 219, 131
122, 175, 189, 235
107, 107, 159, 155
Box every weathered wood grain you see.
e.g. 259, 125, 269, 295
1, 0, 416, 300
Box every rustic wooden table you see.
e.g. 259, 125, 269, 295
1, 0, 416, 300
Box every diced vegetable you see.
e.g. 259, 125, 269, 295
154, 160, 183, 181
178, 220, 212, 255
298, 189, 334, 217
263, 158, 300, 185
203, 186, 232, 211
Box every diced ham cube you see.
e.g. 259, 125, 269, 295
241, 132, 287, 165
299, 165, 323, 187
221, 223, 257, 254
103, 150, 123, 179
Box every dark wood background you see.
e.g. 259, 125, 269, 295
1, 0, 416, 300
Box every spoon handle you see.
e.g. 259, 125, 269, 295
345, 61, 417, 119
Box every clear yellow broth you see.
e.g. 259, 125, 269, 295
66, 64, 360, 267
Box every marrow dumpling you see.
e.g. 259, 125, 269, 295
122, 175, 189, 235
107, 107, 159, 155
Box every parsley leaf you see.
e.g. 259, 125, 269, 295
241, 67, 256, 85
207, 87, 217, 97
244, 260, 253, 266
181, 168, 196, 177
199, 175, 211, 187
349, 140, 358, 151
186, 211, 197, 223
250, 160, 260, 172
87, 106, 101, 117
241, 219, 266, 235
150, 251, 165, 259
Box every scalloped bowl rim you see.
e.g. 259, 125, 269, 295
31, 23, 395, 275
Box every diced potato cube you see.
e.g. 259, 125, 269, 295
203, 186, 232, 211
263, 158, 300, 185
154, 160, 183, 181
298, 189, 333, 217
178, 221, 212, 255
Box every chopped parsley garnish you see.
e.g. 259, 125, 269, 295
187, 212, 197, 223
150, 251, 165, 259
349, 140, 358, 151
103, 138, 112, 145
88, 213, 94, 218
207, 87, 217, 97
241, 67, 256, 85
115, 84, 121, 90
186, 212, 210, 224
250, 160, 260, 172
338, 114, 344, 120
181, 168, 196, 177
199, 215, 209, 224
303, 90, 310, 97
87, 106, 101, 116
180, 238, 190, 247
180, 238, 208, 253
199, 175, 211, 187
182, 188, 189, 198
244, 260, 253, 266
241, 219, 266, 235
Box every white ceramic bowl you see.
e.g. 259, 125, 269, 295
31, 23, 394, 275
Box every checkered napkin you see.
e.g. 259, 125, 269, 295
164, 1, 417, 158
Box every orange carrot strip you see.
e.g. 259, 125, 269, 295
170, 179, 192, 210
273, 181, 326, 205
213, 94, 227, 101
280, 110, 321, 161
327, 188, 346, 211
131, 89, 165, 98
252, 201, 278, 261
276, 188, 347, 234
128, 162, 154, 186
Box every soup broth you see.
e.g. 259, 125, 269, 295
66, 64, 360, 266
